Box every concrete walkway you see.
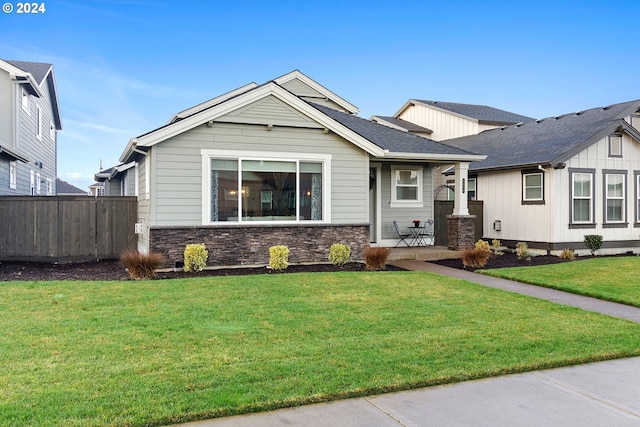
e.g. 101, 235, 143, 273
171, 261, 640, 427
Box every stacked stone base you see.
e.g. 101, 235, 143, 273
447, 215, 476, 250
149, 223, 370, 267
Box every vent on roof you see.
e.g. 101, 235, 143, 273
602, 105, 613, 111
500, 126, 508, 130
536, 118, 545, 124
515, 122, 524, 127
554, 115, 563, 120
575, 111, 584, 116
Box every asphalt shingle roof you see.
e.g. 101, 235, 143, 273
442, 100, 640, 171
311, 103, 480, 157
4, 60, 52, 84
371, 116, 433, 133
415, 100, 535, 125
56, 179, 86, 194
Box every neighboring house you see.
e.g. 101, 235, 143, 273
0, 59, 61, 195
89, 182, 105, 197
440, 99, 640, 255
107, 70, 484, 266
94, 162, 137, 196
56, 178, 87, 195
375, 100, 534, 200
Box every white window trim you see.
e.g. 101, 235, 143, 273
21, 87, 29, 114
390, 165, 423, 208
36, 105, 42, 140
29, 170, 35, 195
201, 149, 332, 225
46, 177, 53, 195
605, 172, 626, 223
523, 172, 544, 201
36, 172, 41, 194
9, 161, 17, 189
49, 121, 55, 140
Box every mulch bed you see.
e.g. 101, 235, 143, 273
0, 260, 404, 281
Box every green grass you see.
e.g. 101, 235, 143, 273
481, 257, 640, 307
2, 271, 640, 427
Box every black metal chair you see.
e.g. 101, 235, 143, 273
419, 219, 435, 246
392, 220, 411, 247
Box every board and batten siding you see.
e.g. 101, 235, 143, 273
398, 104, 481, 141
150, 116, 368, 226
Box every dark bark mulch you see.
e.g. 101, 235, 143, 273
0, 260, 404, 282
431, 251, 634, 271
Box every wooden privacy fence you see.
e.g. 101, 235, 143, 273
434, 200, 484, 247
0, 196, 137, 262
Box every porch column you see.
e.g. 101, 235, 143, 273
447, 161, 476, 250
453, 162, 469, 216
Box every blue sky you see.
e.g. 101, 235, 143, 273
2, 0, 640, 191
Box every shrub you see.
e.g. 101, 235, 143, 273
516, 242, 530, 261
328, 243, 351, 267
491, 239, 504, 256
462, 247, 491, 269
120, 249, 165, 280
475, 239, 490, 252
269, 245, 290, 271
184, 243, 208, 273
560, 248, 576, 260
584, 235, 603, 255
363, 246, 391, 271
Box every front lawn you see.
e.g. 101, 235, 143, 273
2, 271, 640, 427
481, 257, 640, 307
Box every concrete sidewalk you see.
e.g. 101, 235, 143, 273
171, 261, 640, 427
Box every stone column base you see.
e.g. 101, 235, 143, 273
447, 215, 476, 250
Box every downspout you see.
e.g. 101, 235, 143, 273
538, 164, 551, 254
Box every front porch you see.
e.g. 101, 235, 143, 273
388, 245, 462, 262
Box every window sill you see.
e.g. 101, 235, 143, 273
568, 223, 596, 229
390, 202, 424, 208
603, 223, 628, 229
521, 200, 545, 205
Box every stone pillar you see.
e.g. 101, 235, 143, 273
447, 215, 476, 250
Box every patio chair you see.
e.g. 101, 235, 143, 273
392, 220, 411, 247
419, 219, 435, 246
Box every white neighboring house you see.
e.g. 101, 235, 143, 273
373, 100, 534, 201
441, 99, 640, 255
0, 59, 62, 195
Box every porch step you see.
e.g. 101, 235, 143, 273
388, 246, 462, 262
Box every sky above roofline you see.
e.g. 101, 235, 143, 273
2, 0, 640, 191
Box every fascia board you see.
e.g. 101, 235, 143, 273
274, 70, 359, 114
392, 100, 416, 118
134, 82, 385, 157
370, 116, 409, 132
0, 61, 45, 98
411, 100, 479, 123
382, 151, 486, 162
44, 68, 62, 129
167, 82, 259, 124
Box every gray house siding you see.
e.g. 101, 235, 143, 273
0, 66, 57, 195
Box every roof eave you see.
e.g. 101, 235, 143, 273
380, 151, 486, 162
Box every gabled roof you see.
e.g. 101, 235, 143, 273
396, 99, 535, 126
0, 59, 62, 130
442, 100, 640, 172
119, 71, 484, 164
312, 104, 483, 161
56, 178, 86, 195
370, 116, 433, 134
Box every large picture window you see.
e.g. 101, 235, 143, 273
571, 170, 594, 225
208, 155, 325, 223
604, 171, 626, 224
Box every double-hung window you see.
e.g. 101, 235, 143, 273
391, 166, 423, 207
522, 171, 544, 203
205, 150, 329, 223
604, 171, 626, 224
570, 169, 594, 226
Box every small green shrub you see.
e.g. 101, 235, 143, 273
184, 243, 208, 273
584, 235, 603, 255
516, 242, 530, 261
269, 245, 290, 271
363, 246, 391, 271
491, 239, 504, 256
560, 248, 576, 260
120, 249, 166, 280
328, 243, 351, 267
462, 247, 491, 269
